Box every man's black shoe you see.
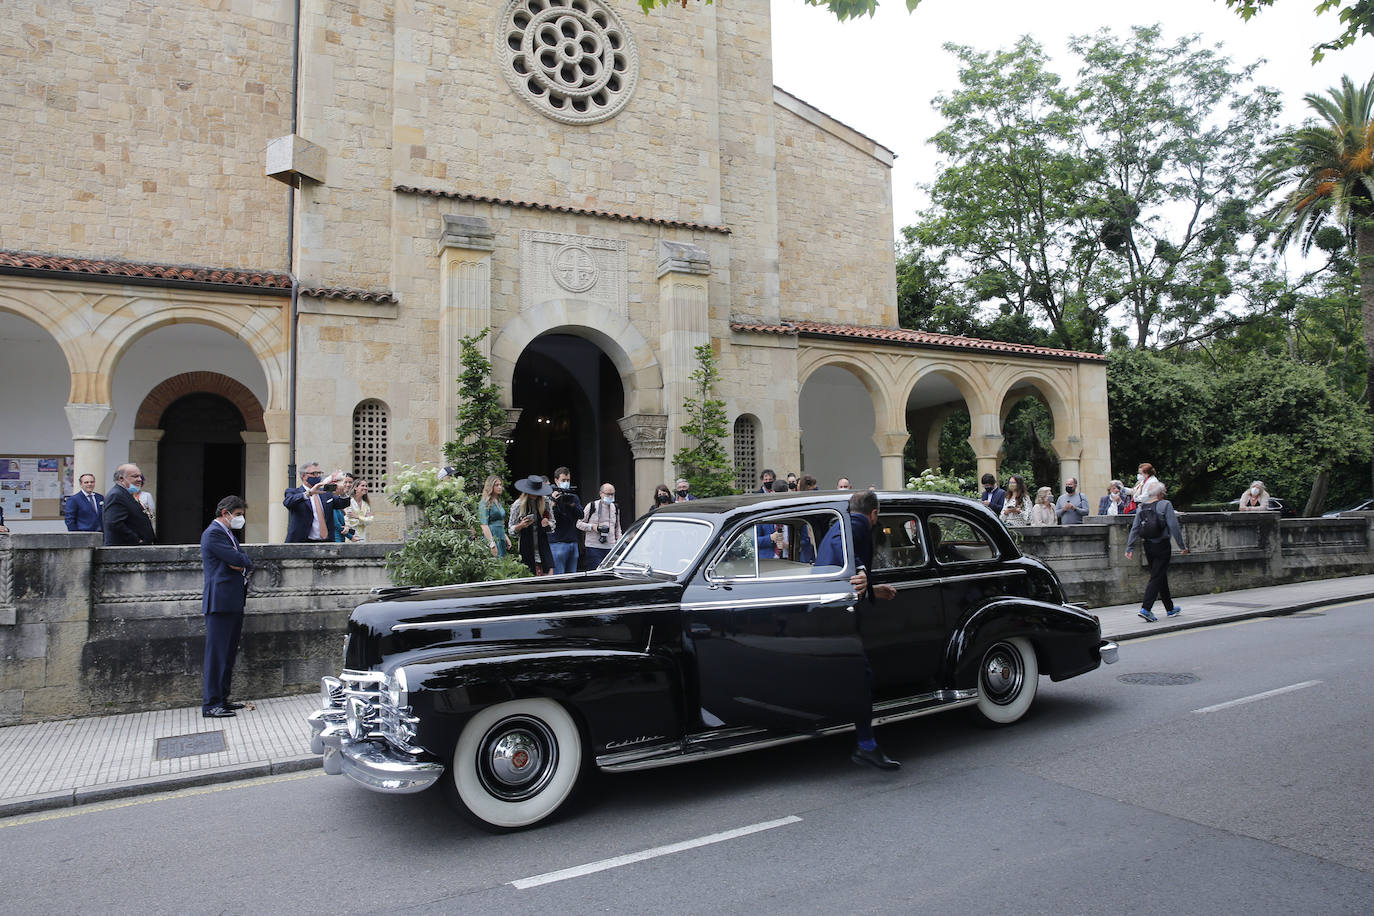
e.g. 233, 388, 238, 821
222, 701, 245, 711
202, 706, 236, 718
851, 746, 900, 770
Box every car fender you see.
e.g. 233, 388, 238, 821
398, 645, 684, 759
945, 597, 1103, 688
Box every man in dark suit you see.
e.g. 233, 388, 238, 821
201, 495, 252, 718
282, 461, 349, 543
102, 464, 155, 546
65, 472, 105, 532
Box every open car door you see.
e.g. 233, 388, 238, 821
682, 507, 867, 732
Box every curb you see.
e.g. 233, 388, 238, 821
1106, 591, 1374, 642
0, 755, 320, 820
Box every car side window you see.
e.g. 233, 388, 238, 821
872, 513, 928, 570
927, 513, 998, 564
708, 510, 844, 580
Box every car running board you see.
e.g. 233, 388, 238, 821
596, 688, 980, 772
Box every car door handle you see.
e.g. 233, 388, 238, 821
817, 593, 858, 610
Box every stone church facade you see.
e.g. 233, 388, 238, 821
0, 0, 1108, 542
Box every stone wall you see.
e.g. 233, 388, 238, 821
774, 90, 898, 329
0, 534, 388, 726
0, 0, 293, 268
4, 514, 1372, 724
1017, 512, 1374, 608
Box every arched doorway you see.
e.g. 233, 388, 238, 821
155, 393, 247, 544
0, 309, 74, 532
508, 333, 635, 510
799, 365, 881, 488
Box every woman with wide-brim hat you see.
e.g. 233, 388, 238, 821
510, 474, 555, 574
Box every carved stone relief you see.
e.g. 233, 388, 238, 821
520, 229, 628, 315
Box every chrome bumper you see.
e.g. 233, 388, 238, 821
308, 703, 443, 794
1099, 640, 1120, 665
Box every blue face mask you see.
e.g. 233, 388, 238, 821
304, 475, 322, 487
602, 495, 614, 503
128, 484, 142, 495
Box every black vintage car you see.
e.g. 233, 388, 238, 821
308, 491, 1118, 830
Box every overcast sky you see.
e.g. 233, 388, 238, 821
768, 0, 1370, 236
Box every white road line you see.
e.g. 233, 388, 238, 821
510, 815, 803, 889
1193, 680, 1322, 715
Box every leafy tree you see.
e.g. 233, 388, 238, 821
1222, 0, 1374, 62
442, 328, 509, 491
906, 29, 1281, 352
673, 343, 737, 497
1264, 74, 1374, 488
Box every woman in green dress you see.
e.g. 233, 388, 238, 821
478, 475, 510, 557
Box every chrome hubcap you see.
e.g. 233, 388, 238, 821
477, 716, 558, 801
982, 642, 1024, 706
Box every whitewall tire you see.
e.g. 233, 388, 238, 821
975, 637, 1038, 725
450, 698, 583, 830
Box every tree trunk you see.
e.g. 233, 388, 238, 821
1359, 222, 1374, 496
1304, 468, 1330, 518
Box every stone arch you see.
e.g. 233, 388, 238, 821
491, 300, 664, 416
988, 367, 1077, 441
796, 351, 892, 429
900, 361, 991, 419
0, 291, 95, 397
136, 372, 266, 432
94, 300, 287, 409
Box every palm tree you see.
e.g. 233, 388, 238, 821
1267, 74, 1374, 492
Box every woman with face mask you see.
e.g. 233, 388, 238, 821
1237, 480, 1272, 511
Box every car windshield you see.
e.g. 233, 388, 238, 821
606, 518, 713, 576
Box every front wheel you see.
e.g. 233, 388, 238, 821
975, 637, 1038, 725
449, 698, 583, 831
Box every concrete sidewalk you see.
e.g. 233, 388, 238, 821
4, 574, 1373, 819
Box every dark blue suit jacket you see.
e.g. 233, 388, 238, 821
65, 490, 104, 531
282, 486, 348, 542
201, 520, 252, 614
102, 486, 155, 546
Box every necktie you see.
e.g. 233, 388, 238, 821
312, 494, 326, 538
88, 492, 97, 514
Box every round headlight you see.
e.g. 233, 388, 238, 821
345, 696, 369, 740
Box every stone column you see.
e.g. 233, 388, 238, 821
64, 403, 116, 486
128, 429, 163, 504
241, 430, 270, 544
1052, 435, 1084, 490
618, 414, 668, 516
873, 431, 910, 490
264, 408, 291, 543
439, 215, 496, 437
968, 412, 1005, 483
657, 241, 711, 464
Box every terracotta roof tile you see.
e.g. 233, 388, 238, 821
299, 287, 398, 303
0, 249, 290, 290
395, 185, 731, 235
730, 320, 1106, 362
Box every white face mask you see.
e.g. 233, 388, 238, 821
229, 514, 246, 530
602, 494, 614, 503
1250, 487, 1260, 496
558, 480, 570, 489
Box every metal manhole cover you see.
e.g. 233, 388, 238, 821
155, 730, 227, 760
1118, 672, 1200, 686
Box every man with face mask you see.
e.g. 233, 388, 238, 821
577, 482, 623, 568
547, 466, 584, 573
200, 495, 253, 718
282, 461, 349, 543
102, 463, 155, 546
673, 478, 695, 502
1054, 477, 1089, 525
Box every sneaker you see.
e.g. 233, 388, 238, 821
1166, 606, 1182, 618
1138, 608, 1158, 623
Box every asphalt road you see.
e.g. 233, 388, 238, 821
4, 600, 1373, 914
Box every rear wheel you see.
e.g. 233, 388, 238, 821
975, 637, 1038, 725
450, 698, 583, 830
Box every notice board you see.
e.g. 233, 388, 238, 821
0, 454, 75, 521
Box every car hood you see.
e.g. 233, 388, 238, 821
345, 572, 683, 669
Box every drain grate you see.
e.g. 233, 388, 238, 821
1208, 601, 1266, 609
155, 730, 227, 760
1118, 672, 1200, 686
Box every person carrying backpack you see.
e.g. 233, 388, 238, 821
1125, 477, 1189, 622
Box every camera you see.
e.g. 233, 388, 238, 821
597, 523, 610, 544
321, 483, 338, 492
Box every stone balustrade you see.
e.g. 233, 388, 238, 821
2, 512, 1372, 725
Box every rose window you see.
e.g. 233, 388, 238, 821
497, 0, 639, 125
